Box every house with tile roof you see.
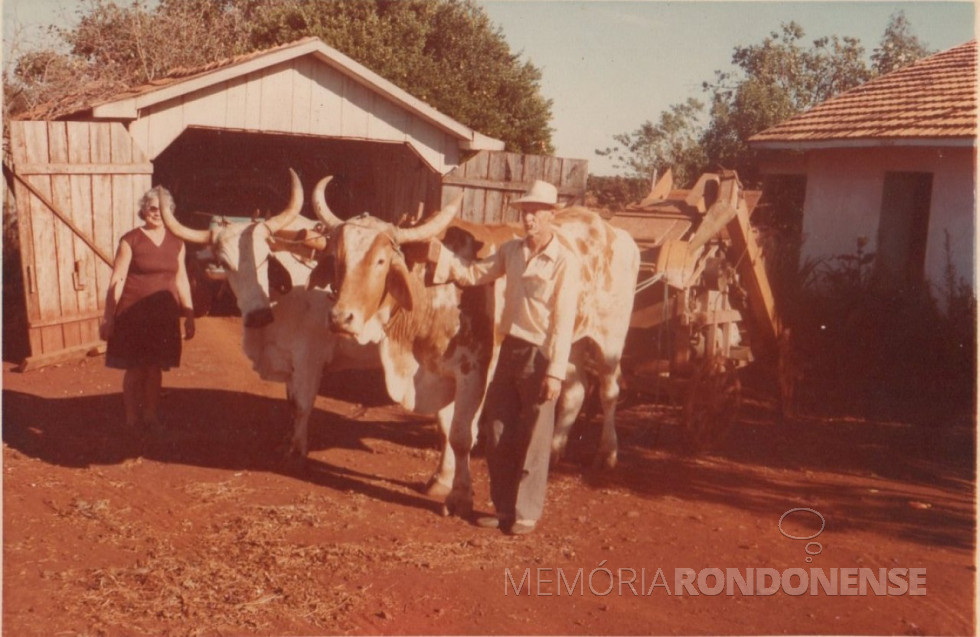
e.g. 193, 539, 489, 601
750, 40, 976, 294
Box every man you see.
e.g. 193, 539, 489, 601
428, 180, 581, 535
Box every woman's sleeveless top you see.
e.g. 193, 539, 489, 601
115, 228, 182, 317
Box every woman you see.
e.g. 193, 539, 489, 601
100, 185, 195, 430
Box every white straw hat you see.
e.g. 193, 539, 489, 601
511, 180, 559, 209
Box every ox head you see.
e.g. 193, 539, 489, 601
162, 168, 319, 328
308, 175, 461, 344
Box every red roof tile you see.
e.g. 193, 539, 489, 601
750, 40, 977, 146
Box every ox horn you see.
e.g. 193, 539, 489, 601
311, 175, 344, 230
159, 188, 212, 244
265, 168, 304, 235
391, 194, 463, 245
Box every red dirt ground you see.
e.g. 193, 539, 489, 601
2, 315, 976, 636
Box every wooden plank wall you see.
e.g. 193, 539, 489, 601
442, 151, 588, 225
315, 140, 439, 224
367, 142, 440, 223
9, 121, 153, 369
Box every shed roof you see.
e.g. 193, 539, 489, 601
55, 37, 503, 152
750, 40, 977, 150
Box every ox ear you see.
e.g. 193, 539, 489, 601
307, 256, 334, 291
443, 226, 483, 260
267, 257, 292, 296
386, 258, 415, 312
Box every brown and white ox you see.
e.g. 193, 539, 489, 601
308, 176, 640, 517
161, 169, 376, 463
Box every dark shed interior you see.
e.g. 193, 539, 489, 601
153, 127, 443, 229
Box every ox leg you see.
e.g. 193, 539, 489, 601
283, 359, 324, 469
441, 383, 484, 519
594, 363, 623, 470
425, 403, 456, 499
552, 369, 587, 468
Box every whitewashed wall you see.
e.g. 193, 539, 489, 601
800, 146, 975, 290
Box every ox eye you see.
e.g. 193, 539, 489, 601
376, 257, 386, 266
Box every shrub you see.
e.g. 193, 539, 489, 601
777, 236, 976, 424
585, 175, 649, 211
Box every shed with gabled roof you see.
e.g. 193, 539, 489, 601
750, 39, 976, 295
7, 37, 588, 369
68, 36, 505, 174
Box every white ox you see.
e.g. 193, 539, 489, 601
161, 169, 376, 462
163, 169, 323, 329
308, 176, 640, 517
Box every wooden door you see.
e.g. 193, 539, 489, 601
441, 150, 588, 225
877, 171, 933, 288
9, 121, 153, 370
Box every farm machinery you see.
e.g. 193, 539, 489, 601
608, 169, 781, 451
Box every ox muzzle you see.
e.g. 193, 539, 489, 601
328, 305, 357, 336
244, 307, 275, 329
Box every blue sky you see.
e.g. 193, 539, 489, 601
4, 1, 976, 175
478, 1, 977, 174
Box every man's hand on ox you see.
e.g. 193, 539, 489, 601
426, 239, 443, 263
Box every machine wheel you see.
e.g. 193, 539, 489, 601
682, 356, 741, 453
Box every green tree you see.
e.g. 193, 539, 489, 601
4, 0, 552, 153
241, 0, 552, 153
596, 97, 707, 186
64, 0, 253, 81
871, 11, 932, 75
700, 22, 871, 184
585, 175, 650, 211
5, 0, 250, 119
598, 16, 933, 188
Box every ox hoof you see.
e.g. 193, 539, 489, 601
592, 452, 617, 471
282, 452, 307, 474
442, 494, 473, 519
549, 451, 565, 470
424, 478, 452, 499
454, 498, 474, 520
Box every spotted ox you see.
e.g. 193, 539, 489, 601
546, 208, 640, 469
438, 210, 640, 469
161, 169, 376, 462
308, 176, 640, 516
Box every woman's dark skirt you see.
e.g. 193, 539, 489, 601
105, 291, 181, 370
